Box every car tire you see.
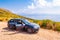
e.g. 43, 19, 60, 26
8, 24, 10, 28
27, 28, 33, 33
8, 24, 12, 29
12, 25, 16, 30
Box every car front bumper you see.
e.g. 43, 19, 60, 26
33, 28, 39, 33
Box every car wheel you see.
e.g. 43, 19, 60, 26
27, 28, 33, 33
8, 24, 10, 28
12, 25, 16, 30
8, 24, 12, 29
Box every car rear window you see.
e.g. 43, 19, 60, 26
9, 20, 14, 22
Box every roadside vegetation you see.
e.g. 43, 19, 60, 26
0, 8, 60, 31
34, 19, 60, 31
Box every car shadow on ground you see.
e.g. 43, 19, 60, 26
2, 27, 37, 35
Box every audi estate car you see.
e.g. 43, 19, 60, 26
8, 18, 40, 33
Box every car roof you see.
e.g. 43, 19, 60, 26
10, 18, 26, 20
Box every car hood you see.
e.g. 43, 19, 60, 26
26, 23, 40, 29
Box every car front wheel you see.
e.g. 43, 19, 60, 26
27, 28, 34, 33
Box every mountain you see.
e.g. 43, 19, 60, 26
0, 8, 34, 21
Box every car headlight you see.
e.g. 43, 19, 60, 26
34, 25, 40, 29
31, 23, 40, 29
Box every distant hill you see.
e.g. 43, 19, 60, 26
0, 8, 34, 21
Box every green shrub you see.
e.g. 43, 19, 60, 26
42, 22, 46, 27
56, 26, 60, 31
41, 19, 54, 29
41, 20, 47, 28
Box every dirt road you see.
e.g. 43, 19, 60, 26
0, 22, 60, 40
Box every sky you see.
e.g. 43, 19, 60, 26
0, 0, 60, 21
0, 0, 32, 13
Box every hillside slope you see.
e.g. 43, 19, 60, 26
0, 8, 33, 21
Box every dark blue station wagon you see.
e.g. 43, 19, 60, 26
8, 18, 40, 33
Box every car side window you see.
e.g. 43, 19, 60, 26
10, 20, 14, 22
17, 22, 21, 24
17, 20, 22, 24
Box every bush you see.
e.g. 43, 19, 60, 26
41, 22, 46, 28
56, 26, 60, 31
41, 19, 54, 29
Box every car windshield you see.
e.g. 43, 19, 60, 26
22, 19, 30, 24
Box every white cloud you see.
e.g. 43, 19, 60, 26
53, 0, 60, 6
37, 0, 47, 7
22, 0, 60, 14
31, 0, 53, 8
33, 0, 60, 8
37, 0, 50, 7
28, 3, 35, 9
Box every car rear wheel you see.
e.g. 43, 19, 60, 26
8, 24, 16, 30
8, 24, 12, 29
12, 25, 16, 30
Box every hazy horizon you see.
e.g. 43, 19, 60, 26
18, 13, 60, 22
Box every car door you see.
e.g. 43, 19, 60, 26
15, 20, 23, 27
